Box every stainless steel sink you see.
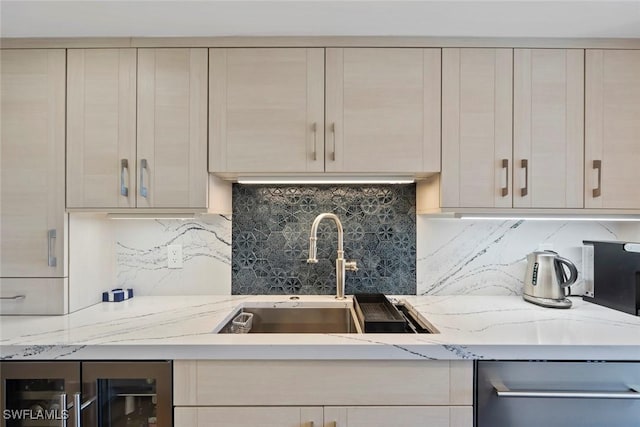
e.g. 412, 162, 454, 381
217, 307, 360, 334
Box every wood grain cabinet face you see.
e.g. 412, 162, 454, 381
209, 48, 325, 173
441, 48, 513, 208
67, 48, 208, 209
326, 48, 441, 173
173, 360, 473, 427
514, 49, 584, 208
586, 49, 640, 209
442, 48, 585, 210
1, 49, 66, 278
137, 48, 208, 208
325, 406, 472, 427
175, 407, 323, 427
209, 48, 441, 175
67, 49, 137, 208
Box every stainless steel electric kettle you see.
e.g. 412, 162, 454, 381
523, 250, 578, 308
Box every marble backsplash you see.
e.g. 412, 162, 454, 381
416, 218, 634, 296
114, 215, 232, 295
108, 202, 640, 297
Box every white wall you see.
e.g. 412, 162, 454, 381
68, 214, 114, 312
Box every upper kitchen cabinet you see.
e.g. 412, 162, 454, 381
585, 50, 640, 209
1, 49, 66, 278
513, 49, 584, 208
441, 48, 513, 208
208, 48, 441, 176
67, 48, 208, 210
137, 48, 208, 208
209, 48, 324, 173
67, 49, 137, 208
325, 48, 441, 173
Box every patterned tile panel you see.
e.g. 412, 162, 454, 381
232, 184, 417, 295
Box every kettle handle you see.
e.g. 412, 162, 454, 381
554, 256, 578, 288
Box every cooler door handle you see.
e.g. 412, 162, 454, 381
73, 393, 97, 427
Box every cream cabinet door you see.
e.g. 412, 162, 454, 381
324, 406, 472, 427
0, 49, 66, 277
513, 49, 584, 208
67, 49, 137, 208
137, 48, 208, 208
325, 48, 441, 174
174, 407, 323, 427
585, 50, 640, 209
209, 48, 325, 173
441, 48, 513, 208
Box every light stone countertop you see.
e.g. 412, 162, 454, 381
1, 295, 639, 361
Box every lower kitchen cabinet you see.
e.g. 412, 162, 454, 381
326, 406, 472, 427
173, 360, 473, 427
174, 407, 323, 427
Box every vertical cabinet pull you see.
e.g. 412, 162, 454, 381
312, 123, 317, 161
139, 159, 148, 198
47, 229, 57, 267
593, 160, 602, 198
521, 159, 529, 197
120, 159, 129, 197
330, 123, 336, 161
501, 159, 509, 197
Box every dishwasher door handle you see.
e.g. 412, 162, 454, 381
495, 384, 640, 399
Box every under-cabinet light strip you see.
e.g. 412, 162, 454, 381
458, 215, 640, 222
237, 177, 415, 185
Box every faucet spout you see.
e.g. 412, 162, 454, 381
306, 213, 357, 300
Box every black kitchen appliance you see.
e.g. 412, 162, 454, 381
1, 361, 172, 427
583, 240, 640, 316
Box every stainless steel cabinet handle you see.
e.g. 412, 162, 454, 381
330, 123, 336, 161
48, 229, 57, 267
593, 159, 602, 198
501, 159, 509, 197
495, 384, 640, 399
312, 122, 317, 161
120, 159, 129, 197
0, 295, 26, 300
139, 159, 148, 198
521, 159, 529, 197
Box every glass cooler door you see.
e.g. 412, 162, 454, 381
1, 362, 81, 427
81, 362, 171, 427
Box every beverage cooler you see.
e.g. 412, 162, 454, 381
1, 361, 172, 427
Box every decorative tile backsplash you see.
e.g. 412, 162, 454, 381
232, 184, 417, 295
416, 218, 632, 296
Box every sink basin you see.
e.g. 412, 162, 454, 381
217, 306, 360, 334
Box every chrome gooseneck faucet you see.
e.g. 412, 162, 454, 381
306, 213, 358, 300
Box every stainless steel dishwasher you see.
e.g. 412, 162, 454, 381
476, 361, 640, 427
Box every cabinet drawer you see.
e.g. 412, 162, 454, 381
0, 278, 68, 315
174, 360, 472, 406
326, 406, 473, 427
175, 407, 323, 427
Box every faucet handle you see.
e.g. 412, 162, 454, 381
345, 261, 358, 272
